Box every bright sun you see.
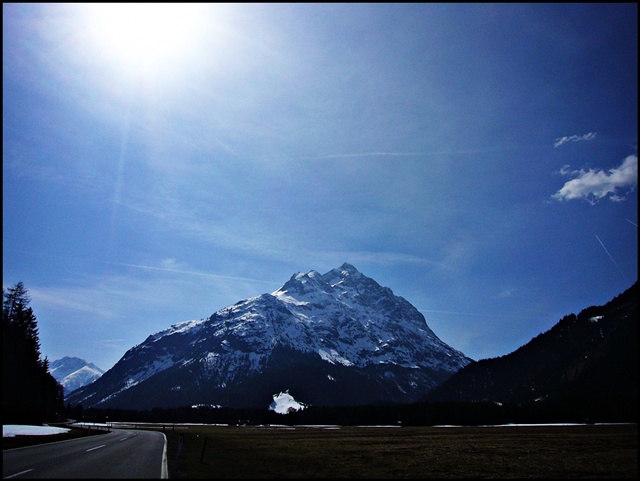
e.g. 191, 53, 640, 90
82, 3, 207, 75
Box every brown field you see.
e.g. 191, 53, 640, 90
3, 423, 636, 478
162, 423, 637, 479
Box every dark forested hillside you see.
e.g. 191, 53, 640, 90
3, 282, 64, 424
422, 281, 638, 420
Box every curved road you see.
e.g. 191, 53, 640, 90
2, 429, 167, 479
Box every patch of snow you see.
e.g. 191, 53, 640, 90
272, 292, 309, 306
148, 318, 207, 343
125, 378, 139, 389
60, 365, 103, 393
318, 348, 353, 366
269, 390, 309, 414
3, 425, 70, 437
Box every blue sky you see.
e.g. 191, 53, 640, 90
3, 3, 637, 372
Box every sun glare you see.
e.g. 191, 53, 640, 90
82, 3, 207, 75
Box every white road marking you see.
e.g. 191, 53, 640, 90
86, 444, 106, 452
4, 468, 34, 478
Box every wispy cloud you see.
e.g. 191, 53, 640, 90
99, 339, 128, 353
551, 154, 638, 204
553, 132, 597, 148
318, 250, 438, 267
29, 259, 280, 324
293, 146, 524, 161
302, 152, 427, 160
105, 260, 279, 285
494, 289, 513, 299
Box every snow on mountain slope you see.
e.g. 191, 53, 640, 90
67, 263, 472, 410
49, 356, 104, 394
60, 365, 104, 394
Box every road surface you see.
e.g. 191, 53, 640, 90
3, 429, 167, 479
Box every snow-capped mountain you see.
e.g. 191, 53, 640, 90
67, 263, 472, 410
49, 356, 104, 395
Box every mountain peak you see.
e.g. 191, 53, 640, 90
320, 262, 364, 286
338, 262, 359, 273
50, 357, 104, 395
274, 263, 369, 301
68, 263, 472, 410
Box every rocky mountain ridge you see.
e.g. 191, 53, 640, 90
67, 263, 472, 410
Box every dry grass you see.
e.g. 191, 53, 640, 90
163, 423, 637, 479
4, 423, 635, 478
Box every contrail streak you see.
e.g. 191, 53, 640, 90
13, 250, 280, 286
626, 218, 638, 227
108, 261, 279, 285
594, 234, 626, 280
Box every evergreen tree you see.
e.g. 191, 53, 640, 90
3, 282, 64, 424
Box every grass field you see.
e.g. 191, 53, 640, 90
162, 423, 637, 479
3, 423, 636, 478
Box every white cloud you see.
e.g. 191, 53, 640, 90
551, 155, 638, 204
553, 132, 597, 148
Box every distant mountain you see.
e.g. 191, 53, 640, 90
422, 281, 638, 412
67, 263, 472, 410
49, 357, 104, 395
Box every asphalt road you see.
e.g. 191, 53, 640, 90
2, 429, 167, 479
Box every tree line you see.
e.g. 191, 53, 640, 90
74, 391, 637, 427
3, 282, 64, 424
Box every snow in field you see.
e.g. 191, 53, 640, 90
3, 425, 70, 437
269, 391, 309, 414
